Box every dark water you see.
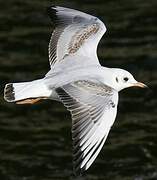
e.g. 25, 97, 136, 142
0, 0, 157, 179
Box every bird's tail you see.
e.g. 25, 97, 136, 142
4, 79, 51, 104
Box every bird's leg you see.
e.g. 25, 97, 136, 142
16, 98, 43, 104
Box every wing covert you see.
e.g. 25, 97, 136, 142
47, 6, 106, 68
56, 80, 118, 174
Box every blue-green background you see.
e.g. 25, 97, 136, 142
0, 0, 157, 179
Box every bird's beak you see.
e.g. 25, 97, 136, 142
132, 82, 148, 88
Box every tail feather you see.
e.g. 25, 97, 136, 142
4, 79, 51, 103
4, 83, 15, 102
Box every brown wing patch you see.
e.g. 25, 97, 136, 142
73, 80, 113, 96
68, 23, 100, 54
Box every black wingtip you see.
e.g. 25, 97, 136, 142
47, 6, 57, 22
73, 164, 86, 177
4, 83, 15, 102
73, 148, 86, 176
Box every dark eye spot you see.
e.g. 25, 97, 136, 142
123, 77, 129, 82
116, 77, 118, 82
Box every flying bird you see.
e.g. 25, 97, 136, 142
4, 6, 147, 174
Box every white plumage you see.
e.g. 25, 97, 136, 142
4, 6, 147, 175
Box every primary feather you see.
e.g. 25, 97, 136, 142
4, 5, 146, 175
47, 6, 106, 68
56, 80, 118, 174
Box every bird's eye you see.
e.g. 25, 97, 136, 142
123, 77, 129, 82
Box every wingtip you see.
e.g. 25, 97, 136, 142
73, 164, 86, 177
47, 6, 57, 16
73, 150, 88, 176
47, 5, 56, 11
47, 6, 61, 24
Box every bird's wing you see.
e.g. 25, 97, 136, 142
47, 6, 106, 68
56, 80, 118, 174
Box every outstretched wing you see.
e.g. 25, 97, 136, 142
47, 6, 106, 68
56, 80, 118, 174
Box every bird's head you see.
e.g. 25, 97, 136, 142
110, 68, 147, 91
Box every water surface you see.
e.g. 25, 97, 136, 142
0, 0, 157, 179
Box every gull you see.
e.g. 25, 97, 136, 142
4, 6, 147, 174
